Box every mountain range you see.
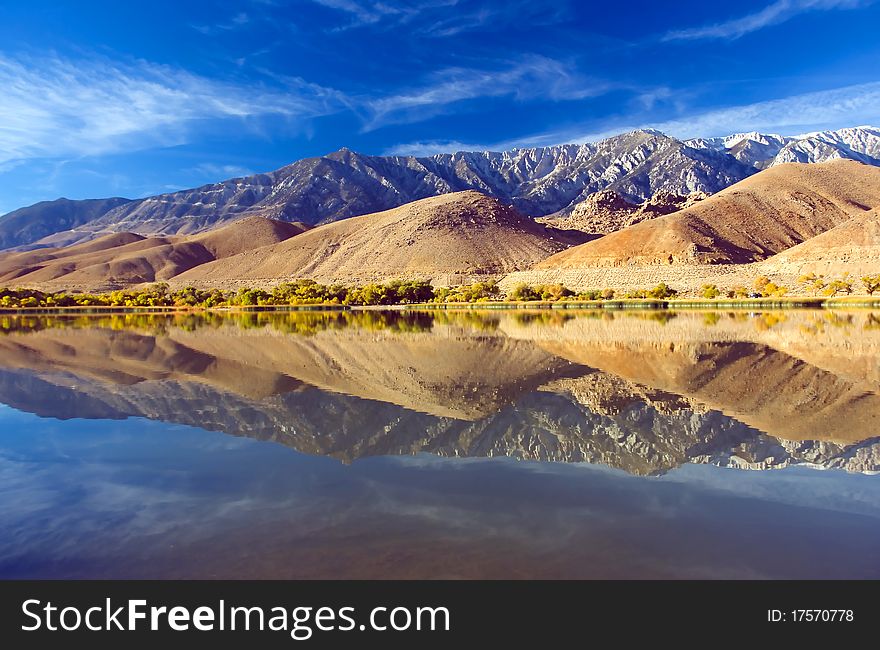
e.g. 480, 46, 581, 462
2, 125, 878, 251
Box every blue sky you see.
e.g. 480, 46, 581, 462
0, 0, 879, 213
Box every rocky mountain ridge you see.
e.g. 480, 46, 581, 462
3, 125, 877, 250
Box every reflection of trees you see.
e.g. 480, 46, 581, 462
754, 312, 787, 332
799, 311, 855, 336
511, 311, 574, 327
865, 313, 880, 331
0, 309, 517, 337
626, 311, 678, 325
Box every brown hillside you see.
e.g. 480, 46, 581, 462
0, 217, 309, 289
177, 191, 580, 286
759, 208, 880, 276
536, 160, 880, 269
190, 216, 309, 258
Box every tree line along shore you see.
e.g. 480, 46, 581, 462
1, 272, 879, 311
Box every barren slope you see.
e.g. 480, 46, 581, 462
535, 160, 880, 269
759, 208, 880, 276
177, 191, 580, 286
0, 217, 309, 289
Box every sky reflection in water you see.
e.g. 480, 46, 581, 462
0, 309, 878, 579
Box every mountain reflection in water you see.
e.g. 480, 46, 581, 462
0, 308, 878, 475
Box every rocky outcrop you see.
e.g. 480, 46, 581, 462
542, 188, 709, 235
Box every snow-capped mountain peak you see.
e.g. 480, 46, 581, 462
686, 125, 878, 169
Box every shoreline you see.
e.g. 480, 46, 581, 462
2, 296, 880, 315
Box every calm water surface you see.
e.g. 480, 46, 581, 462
0, 309, 879, 578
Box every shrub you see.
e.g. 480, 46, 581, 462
538, 283, 574, 301
508, 284, 542, 301
861, 274, 880, 296
647, 283, 677, 299
753, 277, 788, 298
700, 284, 720, 299
434, 281, 499, 303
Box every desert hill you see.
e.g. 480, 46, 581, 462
0, 217, 309, 290
534, 160, 880, 269
758, 208, 880, 277
176, 190, 584, 287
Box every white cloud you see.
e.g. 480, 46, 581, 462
413, 0, 567, 38
310, 0, 459, 31
310, 0, 565, 36
192, 11, 252, 35
362, 56, 607, 131
644, 81, 880, 139
663, 0, 872, 41
384, 81, 880, 153
193, 163, 257, 179
383, 140, 488, 156
0, 50, 606, 167
0, 53, 346, 165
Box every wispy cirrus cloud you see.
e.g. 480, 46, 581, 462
192, 163, 257, 179
384, 139, 490, 156
0, 50, 603, 164
192, 11, 251, 35
310, 0, 566, 36
663, 0, 873, 41
361, 55, 607, 130
644, 80, 880, 138
310, 0, 457, 31
0, 53, 346, 166
385, 81, 880, 154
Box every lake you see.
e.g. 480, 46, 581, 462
0, 308, 879, 579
